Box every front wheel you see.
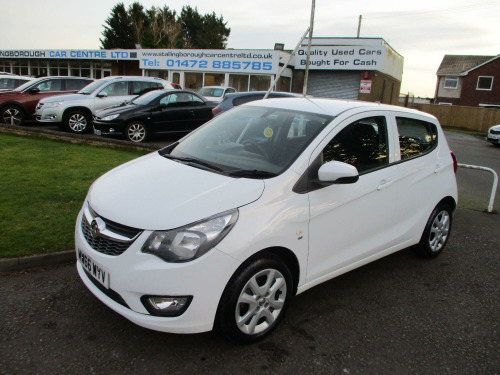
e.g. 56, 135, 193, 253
414, 203, 453, 258
125, 121, 148, 143
1, 106, 25, 125
65, 110, 91, 133
216, 256, 293, 343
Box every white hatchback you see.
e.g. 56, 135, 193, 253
75, 98, 458, 342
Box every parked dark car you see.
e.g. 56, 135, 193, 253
0, 76, 93, 125
212, 91, 302, 116
93, 90, 215, 143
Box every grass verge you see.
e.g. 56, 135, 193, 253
0, 133, 149, 258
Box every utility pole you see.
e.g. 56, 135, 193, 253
302, 0, 316, 96
357, 15, 362, 38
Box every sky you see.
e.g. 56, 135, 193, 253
0, 0, 499, 97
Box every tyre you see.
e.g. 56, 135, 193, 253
216, 256, 293, 343
1, 106, 25, 125
65, 110, 91, 134
125, 121, 148, 143
414, 203, 453, 258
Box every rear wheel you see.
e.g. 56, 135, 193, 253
216, 256, 293, 343
1, 106, 25, 125
414, 203, 453, 258
125, 121, 148, 143
65, 110, 91, 133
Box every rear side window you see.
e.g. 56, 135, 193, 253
233, 95, 264, 106
131, 81, 157, 96
396, 117, 437, 160
66, 79, 90, 91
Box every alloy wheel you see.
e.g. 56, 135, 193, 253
127, 123, 146, 142
3, 108, 22, 125
235, 268, 287, 335
68, 114, 88, 132
429, 210, 450, 252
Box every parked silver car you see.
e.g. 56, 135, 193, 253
35, 76, 174, 133
486, 124, 500, 146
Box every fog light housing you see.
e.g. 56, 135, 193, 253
141, 295, 192, 317
109, 128, 115, 133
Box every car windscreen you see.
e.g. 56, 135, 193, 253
165, 106, 333, 177
78, 80, 105, 95
199, 88, 224, 97
131, 90, 165, 105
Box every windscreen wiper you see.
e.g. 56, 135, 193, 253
226, 169, 277, 178
164, 154, 224, 172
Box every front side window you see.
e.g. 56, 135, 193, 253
443, 76, 458, 89
321, 117, 389, 174
160, 93, 195, 107
477, 76, 493, 90
167, 106, 332, 176
35, 79, 63, 92
100, 81, 129, 97
396, 117, 437, 160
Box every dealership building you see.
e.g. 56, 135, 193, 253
0, 37, 403, 104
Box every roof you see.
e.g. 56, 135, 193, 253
437, 55, 496, 76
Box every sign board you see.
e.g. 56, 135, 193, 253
295, 46, 385, 70
139, 49, 280, 74
0, 50, 138, 60
360, 80, 372, 93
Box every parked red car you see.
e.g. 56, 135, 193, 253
0, 76, 93, 125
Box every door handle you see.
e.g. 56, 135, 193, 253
434, 165, 443, 174
377, 180, 394, 191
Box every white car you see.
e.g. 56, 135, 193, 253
75, 98, 458, 342
197, 86, 236, 103
35, 76, 174, 133
0, 75, 34, 92
486, 124, 500, 146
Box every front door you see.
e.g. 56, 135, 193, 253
306, 113, 400, 282
152, 92, 196, 134
94, 81, 132, 112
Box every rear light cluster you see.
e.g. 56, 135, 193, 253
450, 151, 458, 173
212, 106, 221, 116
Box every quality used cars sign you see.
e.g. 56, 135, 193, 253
295, 46, 386, 70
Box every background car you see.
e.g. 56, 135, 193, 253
486, 124, 500, 146
36, 76, 174, 133
171, 83, 182, 90
93, 89, 215, 142
0, 76, 93, 125
212, 91, 302, 116
197, 86, 236, 103
0, 75, 35, 92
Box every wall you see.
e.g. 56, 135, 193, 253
436, 76, 463, 101
358, 71, 401, 104
412, 103, 500, 132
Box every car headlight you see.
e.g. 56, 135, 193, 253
43, 101, 63, 108
141, 209, 239, 262
100, 114, 120, 121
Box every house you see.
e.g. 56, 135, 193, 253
434, 54, 500, 108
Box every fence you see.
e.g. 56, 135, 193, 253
409, 103, 500, 133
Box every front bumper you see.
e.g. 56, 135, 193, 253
486, 135, 500, 144
93, 120, 125, 136
35, 107, 63, 123
74, 209, 241, 333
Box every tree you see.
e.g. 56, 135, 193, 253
100, 2, 230, 49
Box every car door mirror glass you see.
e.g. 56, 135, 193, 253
29, 87, 40, 94
159, 103, 168, 110
318, 161, 359, 184
96, 92, 108, 98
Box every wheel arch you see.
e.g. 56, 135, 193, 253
63, 106, 93, 120
437, 196, 456, 213
0, 101, 28, 115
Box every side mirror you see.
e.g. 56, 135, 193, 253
317, 161, 359, 184
29, 88, 40, 94
96, 92, 108, 98
158, 103, 168, 110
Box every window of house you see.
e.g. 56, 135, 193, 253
443, 76, 458, 89
396, 117, 437, 160
476, 76, 493, 90
322, 116, 389, 174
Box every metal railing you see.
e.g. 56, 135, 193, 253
458, 163, 498, 213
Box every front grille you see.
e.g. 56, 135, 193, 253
490, 129, 500, 135
81, 206, 143, 256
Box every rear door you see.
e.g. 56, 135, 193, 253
306, 111, 401, 282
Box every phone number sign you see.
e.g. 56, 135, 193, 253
139, 49, 280, 74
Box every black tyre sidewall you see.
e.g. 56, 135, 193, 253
216, 256, 293, 343
125, 121, 148, 143
65, 110, 90, 133
2, 105, 25, 125
415, 204, 453, 258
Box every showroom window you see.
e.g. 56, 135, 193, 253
396, 117, 437, 160
229, 74, 249, 92
184, 72, 203, 91
204, 73, 225, 87
250, 75, 271, 91
476, 76, 493, 90
443, 76, 458, 89
322, 116, 389, 174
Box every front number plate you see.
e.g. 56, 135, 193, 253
94, 129, 102, 135
78, 248, 110, 289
